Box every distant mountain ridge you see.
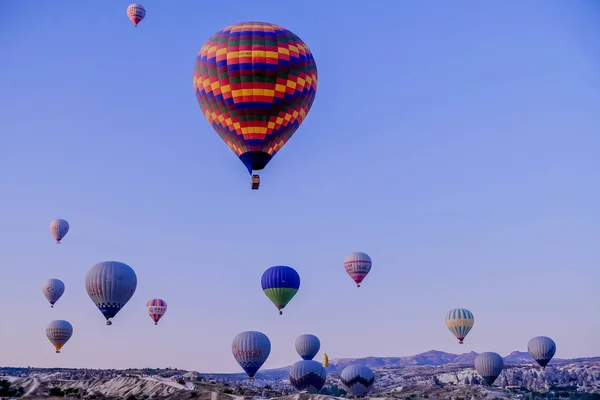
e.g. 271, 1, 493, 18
258, 349, 600, 375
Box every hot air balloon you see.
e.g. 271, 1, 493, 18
289, 360, 327, 393
85, 261, 137, 326
232, 331, 271, 381
344, 252, 372, 288
42, 279, 65, 308
126, 4, 146, 27
261, 266, 300, 315
445, 308, 474, 344
340, 364, 375, 397
528, 336, 556, 369
46, 320, 73, 353
193, 22, 318, 190
322, 353, 329, 368
49, 219, 69, 244
147, 298, 167, 325
474, 352, 504, 386
295, 334, 320, 360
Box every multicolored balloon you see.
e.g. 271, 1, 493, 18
289, 360, 327, 393
474, 352, 504, 386
528, 336, 556, 369
49, 219, 69, 244
147, 298, 167, 325
85, 261, 137, 326
261, 265, 300, 315
232, 331, 271, 380
46, 320, 73, 353
193, 22, 318, 183
42, 279, 65, 308
344, 252, 372, 288
445, 308, 474, 344
295, 334, 320, 361
340, 364, 375, 397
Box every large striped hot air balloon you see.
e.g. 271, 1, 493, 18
42, 279, 65, 308
340, 364, 375, 397
46, 320, 73, 353
528, 336, 556, 369
232, 331, 271, 381
289, 360, 327, 393
85, 261, 137, 326
344, 252, 372, 288
49, 219, 69, 244
261, 266, 300, 315
295, 334, 320, 360
193, 22, 318, 190
475, 352, 504, 386
445, 308, 474, 344
126, 4, 146, 27
147, 299, 167, 325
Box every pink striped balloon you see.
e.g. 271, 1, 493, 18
126, 4, 146, 27
344, 252, 372, 288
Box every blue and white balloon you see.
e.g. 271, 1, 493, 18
340, 364, 375, 397
528, 336, 556, 369
295, 334, 321, 360
289, 360, 327, 393
232, 331, 271, 380
85, 261, 137, 326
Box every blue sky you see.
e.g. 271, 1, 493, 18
0, 1, 599, 372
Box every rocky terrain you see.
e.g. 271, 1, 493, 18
1, 350, 599, 399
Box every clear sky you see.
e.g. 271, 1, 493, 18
0, 0, 599, 373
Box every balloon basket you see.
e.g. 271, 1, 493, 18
251, 175, 260, 190
106, 321, 112, 326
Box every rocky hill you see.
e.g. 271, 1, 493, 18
2, 350, 599, 399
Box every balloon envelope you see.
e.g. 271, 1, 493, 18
127, 3, 146, 26
49, 219, 69, 243
147, 299, 167, 324
528, 336, 556, 368
475, 352, 504, 385
46, 320, 73, 353
85, 261, 137, 324
445, 308, 474, 344
295, 334, 321, 360
340, 364, 375, 397
344, 252, 372, 287
232, 331, 271, 378
261, 266, 300, 314
289, 360, 327, 393
42, 279, 65, 307
193, 22, 318, 175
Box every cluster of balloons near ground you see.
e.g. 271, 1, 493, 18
446, 308, 558, 385
43, 12, 557, 392
43, 219, 167, 353
233, 331, 375, 396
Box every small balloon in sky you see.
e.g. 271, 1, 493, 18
42, 279, 65, 308
49, 219, 69, 244
46, 320, 73, 354
147, 299, 167, 325
344, 252, 372, 288
127, 4, 146, 27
